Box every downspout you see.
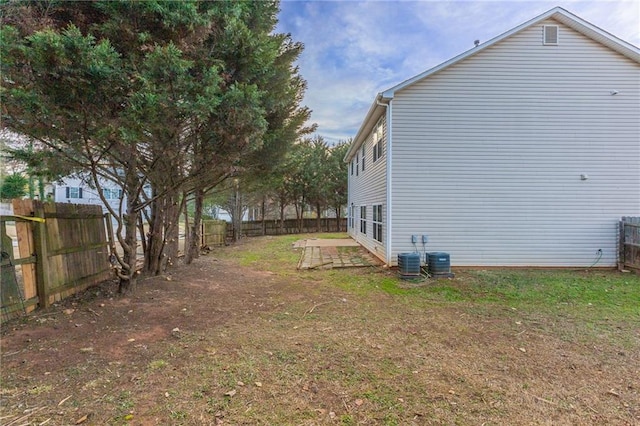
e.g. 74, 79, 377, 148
376, 98, 393, 266
347, 159, 351, 236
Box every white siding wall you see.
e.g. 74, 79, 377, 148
348, 116, 388, 262
52, 175, 148, 225
390, 19, 640, 266
54, 176, 122, 213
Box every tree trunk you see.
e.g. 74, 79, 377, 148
163, 193, 180, 270
294, 203, 302, 233
261, 195, 266, 236
279, 201, 285, 235
137, 213, 147, 255
118, 172, 141, 294
144, 190, 165, 275
119, 207, 138, 294
183, 195, 191, 260
231, 184, 242, 242
185, 188, 204, 264
145, 188, 184, 274
335, 205, 341, 232
316, 202, 321, 233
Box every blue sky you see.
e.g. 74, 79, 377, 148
276, 0, 640, 144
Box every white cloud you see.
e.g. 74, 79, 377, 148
570, 0, 640, 45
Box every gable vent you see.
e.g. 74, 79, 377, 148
543, 25, 558, 45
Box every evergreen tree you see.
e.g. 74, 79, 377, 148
1, 1, 311, 291
0, 173, 28, 199
326, 140, 349, 230
183, 1, 313, 262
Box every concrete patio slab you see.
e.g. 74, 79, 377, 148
293, 238, 360, 249
294, 238, 380, 270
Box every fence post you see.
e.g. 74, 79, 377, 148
618, 218, 625, 271
31, 201, 51, 308
104, 213, 116, 257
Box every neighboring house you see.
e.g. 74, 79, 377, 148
212, 206, 248, 223
53, 177, 318, 224
212, 199, 288, 222
345, 7, 640, 267
53, 175, 124, 214
52, 175, 152, 225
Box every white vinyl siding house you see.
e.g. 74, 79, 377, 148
55, 176, 120, 209
347, 114, 388, 262
345, 7, 640, 267
53, 175, 151, 224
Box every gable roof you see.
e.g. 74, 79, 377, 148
345, 6, 640, 162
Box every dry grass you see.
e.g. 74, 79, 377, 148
0, 233, 638, 425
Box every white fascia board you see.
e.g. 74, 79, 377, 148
343, 94, 387, 162
381, 6, 639, 99
552, 8, 640, 61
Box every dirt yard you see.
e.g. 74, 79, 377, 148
1, 235, 638, 425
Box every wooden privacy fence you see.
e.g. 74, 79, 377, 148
227, 218, 347, 239
202, 220, 227, 247
619, 217, 640, 272
201, 218, 345, 247
1, 214, 38, 319
1, 200, 112, 321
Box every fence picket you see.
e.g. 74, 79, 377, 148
1, 200, 112, 321
226, 218, 347, 239
12, 200, 39, 308
620, 217, 640, 272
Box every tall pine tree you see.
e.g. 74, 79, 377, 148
1, 1, 312, 291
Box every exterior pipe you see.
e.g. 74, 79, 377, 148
376, 98, 393, 266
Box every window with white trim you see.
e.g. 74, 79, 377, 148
372, 204, 382, 243
350, 160, 354, 176
361, 145, 365, 171
349, 204, 355, 229
66, 187, 83, 199
356, 152, 359, 176
372, 118, 383, 162
360, 205, 366, 235
103, 188, 123, 199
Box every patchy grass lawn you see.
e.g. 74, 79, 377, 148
1, 233, 638, 425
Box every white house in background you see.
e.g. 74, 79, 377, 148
211, 206, 248, 223
345, 7, 640, 267
52, 175, 139, 221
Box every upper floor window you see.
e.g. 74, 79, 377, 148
103, 188, 123, 199
356, 152, 359, 176
66, 187, 83, 199
372, 118, 383, 162
361, 145, 365, 171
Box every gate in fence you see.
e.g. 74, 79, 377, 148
1, 200, 112, 322
202, 220, 227, 247
619, 217, 640, 272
